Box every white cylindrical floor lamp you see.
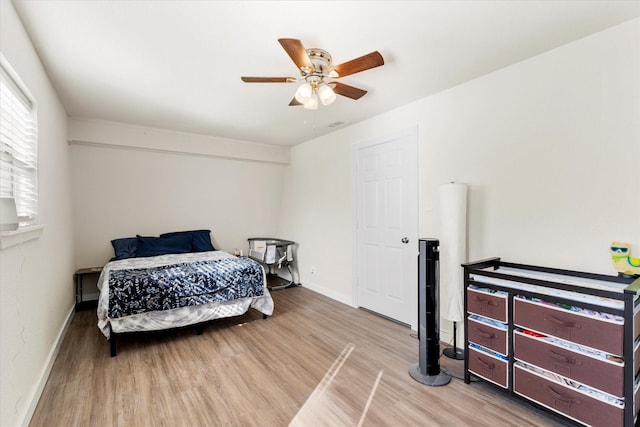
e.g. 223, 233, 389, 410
439, 182, 468, 360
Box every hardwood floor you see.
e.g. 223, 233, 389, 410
30, 286, 566, 427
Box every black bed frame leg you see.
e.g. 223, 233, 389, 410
110, 325, 117, 357
263, 314, 268, 319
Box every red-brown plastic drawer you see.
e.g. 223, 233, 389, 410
514, 298, 623, 356
468, 347, 508, 388
467, 288, 507, 322
635, 310, 640, 341
514, 331, 623, 398
635, 343, 640, 377
468, 318, 507, 355
514, 365, 623, 427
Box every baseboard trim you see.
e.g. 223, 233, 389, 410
302, 280, 353, 307
302, 281, 462, 349
20, 305, 75, 427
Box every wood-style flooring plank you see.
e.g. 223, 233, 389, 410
29, 286, 565, 427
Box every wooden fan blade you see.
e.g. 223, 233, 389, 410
278, 38, 315, 73
289, 97, 302, 106
331, 51, 384, 78
241, 77, 297, 83
331, 82, 368, 100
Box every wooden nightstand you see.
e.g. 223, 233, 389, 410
75, 267, 103, 311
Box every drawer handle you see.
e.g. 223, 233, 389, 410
475, 328, 496, 340
547, 314, 581, 329
476, 356, 495, 370
474, 296, 498, 306
548, 349, 582, 366
546, 385, 581, 405
548, 349, 572, 364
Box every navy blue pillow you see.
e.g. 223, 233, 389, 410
111, 237, 138, 260
160, 230, 215, 252
136, 234, 193, 257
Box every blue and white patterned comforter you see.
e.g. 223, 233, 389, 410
97, 251, 273, 338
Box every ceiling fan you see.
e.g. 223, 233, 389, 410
241, 38, 384, 109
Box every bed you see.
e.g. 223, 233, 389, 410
96, 230, 274, 356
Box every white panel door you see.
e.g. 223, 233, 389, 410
355, 128, 418, 327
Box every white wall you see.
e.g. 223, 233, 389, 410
70, 120, 287, 268
277, 135, 354, 303
69, 117, 290, 164
0, 1, 75, 426
278, 18, 640, 344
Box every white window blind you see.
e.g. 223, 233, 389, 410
0, 56, 38, 227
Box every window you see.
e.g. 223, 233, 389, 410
0, 54, 38, 228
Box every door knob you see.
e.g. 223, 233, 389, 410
401, 237, 409, 244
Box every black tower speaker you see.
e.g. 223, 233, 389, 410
408, 238, 451, 386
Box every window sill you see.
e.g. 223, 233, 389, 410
0, 224, 45, 249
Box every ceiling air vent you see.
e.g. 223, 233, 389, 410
328, 121, 345, 128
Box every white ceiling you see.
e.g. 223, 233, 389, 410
12, 0, 640, 147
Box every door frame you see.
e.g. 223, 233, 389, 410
351, 126, 419, 330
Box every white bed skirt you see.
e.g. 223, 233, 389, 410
102, 294, 273, 338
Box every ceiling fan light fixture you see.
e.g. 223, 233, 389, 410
304, 93, 318, 110
242, 38, 385, 108
318, 84, 336, 106
294, 82, 313, 103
